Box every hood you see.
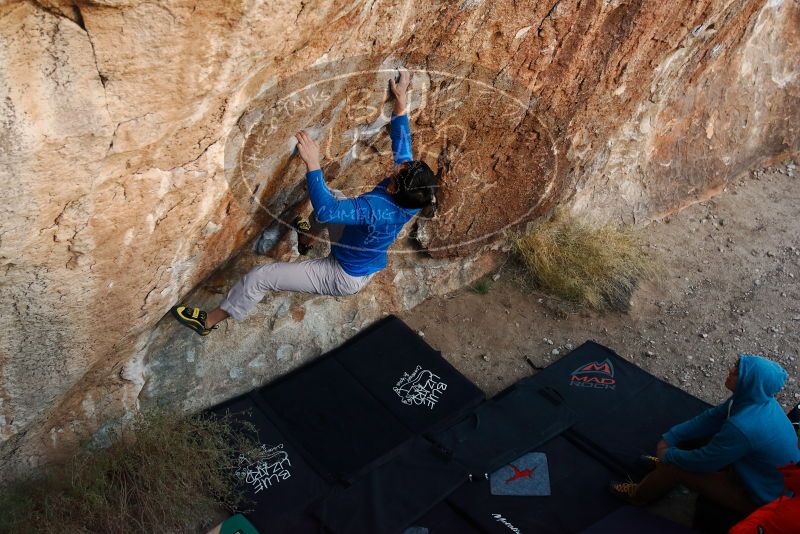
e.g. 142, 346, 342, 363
779, 463, 800, 495
732, 354, 788, 406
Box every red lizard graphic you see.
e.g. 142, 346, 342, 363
505, 463, 536, 484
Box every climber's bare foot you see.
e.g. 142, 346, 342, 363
205, 307, 229, 329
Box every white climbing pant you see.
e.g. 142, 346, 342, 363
219, 190, 375, 321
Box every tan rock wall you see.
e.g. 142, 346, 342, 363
0, 0, 797, 474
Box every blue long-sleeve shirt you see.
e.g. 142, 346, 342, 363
662, 355, 800, 504
305, 113, 419, 276
390, 111, 413, 165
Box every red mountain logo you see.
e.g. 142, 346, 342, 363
505, 463, 536, 484
575, 360, 614, 376
569, 358, 616, 390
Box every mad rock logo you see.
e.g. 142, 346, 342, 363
235, 443, 292, 494
393, 365, 448, 409
569, 359, 616, 390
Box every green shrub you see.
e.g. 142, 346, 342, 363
469, 277, 492, 294
0, 410, 257, 533
512, 211, 658, 311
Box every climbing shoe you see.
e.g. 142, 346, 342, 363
609, 481, 639, 503
293, 216, 313, 255
171, 305, 214, 336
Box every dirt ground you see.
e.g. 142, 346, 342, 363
401, 161, 799, 405
399, 160, 799, 523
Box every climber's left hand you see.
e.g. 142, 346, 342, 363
295, 130, 321, 171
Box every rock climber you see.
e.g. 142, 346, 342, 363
171, 69, 439, 335
610, 354, 800, 518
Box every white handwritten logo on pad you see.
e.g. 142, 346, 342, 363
393, 365, 448, 409
235, 443, 292, 494
493, 514, 523, 533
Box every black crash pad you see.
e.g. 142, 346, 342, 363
579, 379, 711, 477
259, 356, 412, 481
443, 341, 711, 533
334, 316, 484, 434
317, 437, 469, 534
429, 382, 575, 475
401, 500, 483, 534
208, 394, 328, 533
580, 505, 699, 533
209, 331, 711, 534
517, 341, 657, 415
447, 435, 624, 534
518, 341, 709, 476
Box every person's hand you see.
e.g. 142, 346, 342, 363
295, 130, 321, 171
390, 68, 411, 115
390, 68, 411, 99
656, 439, 669, 460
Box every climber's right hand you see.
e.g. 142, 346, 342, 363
295, 130, 321, 172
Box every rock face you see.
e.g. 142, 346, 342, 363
1, 0, 797, 474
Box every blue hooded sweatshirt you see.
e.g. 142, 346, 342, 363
663, 355, 800, 504
304, 113, 420, 276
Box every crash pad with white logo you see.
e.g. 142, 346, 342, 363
207, 394, 328, 533
259, 356, 412, 482
333, 316, 484, 434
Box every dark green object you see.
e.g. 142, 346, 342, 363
220, 514, 260, 534
469, 278, 491, 294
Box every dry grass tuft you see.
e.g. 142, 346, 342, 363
512, 211, 658, 311
0, 410, 257, 534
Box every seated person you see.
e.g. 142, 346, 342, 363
611, 354, 800, 515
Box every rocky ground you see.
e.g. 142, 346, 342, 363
399, 160, 798, 524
